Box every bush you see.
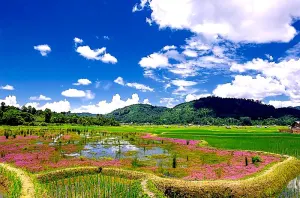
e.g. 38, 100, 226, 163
252, 156, 262, 164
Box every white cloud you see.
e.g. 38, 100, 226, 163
84, 90, 95, 100
269, 100, 300, 108
29, 95, 52, 101
26, 100, 71, 113
73, 79, 92, 86
103, 36, 110, 40
213, 75, 286, 100
34, 44, 51, 56
114, 77, 125, 85
76, 45, 117, 64
139, 53, 169, 69
183, 49, 198, 57
0, 96, 19, 107
101, 53, 118, 64
73, 94, 146, 114
74, 37, 83, 44
172, 79, 197, 87
25, 102, 39, 109
230, 58, 300, 101
159, 98, 179, 108
114, 77, 154, 92
285, 42, 300, 60
135, 0, 300, 43
265, 54, 274, 61
185, 93, 211, 102
126, 82, 154, 92
61, 89, 95, 99
143, 99, 151, 105
76, 46, 106, 60
162, 45, 177, 51
0, 85, 14, 90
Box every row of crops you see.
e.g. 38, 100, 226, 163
37, 174, 145, 198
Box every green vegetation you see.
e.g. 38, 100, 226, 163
0, 165, 22, 198
0, 102, 119, 126
38, 174, 143, 198
107, 97, 300, 125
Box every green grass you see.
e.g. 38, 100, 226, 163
0, 166, 22, 198
39, 174, 143, 198
1, 125, 299, 158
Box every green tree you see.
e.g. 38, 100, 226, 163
44, 108, 52, 123
2, 109, 24, 126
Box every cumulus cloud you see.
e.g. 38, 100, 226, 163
134, 0, 300, 43
73, 79, 92, 86
213, 75, 285, 100
26, 100, 71, 113
74, 37, 83, 44
185, 93, 211, 102
230, 58, 300, 101
29, 95, 52, 101
76, 45, 117, 64
162, 45, 177, 51
114, 77, 154, 92
101, 53, 118, 64
183, 50, 198, 57
143, 99, 151, 105
269, 100, 300, 108
73, 94, 149, 114
0, 95, 20, 107
34, 44, 51, 56
61, 89, 95, 99
159, 98, 179, 108
139, 53, 169, 69
0, 85, 14, 90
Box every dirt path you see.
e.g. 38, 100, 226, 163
0, 163, 35, 198
141, 179, 156, 198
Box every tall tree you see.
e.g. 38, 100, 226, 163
44, 108, 52, 123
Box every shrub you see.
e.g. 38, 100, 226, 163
252, 156, 262, 164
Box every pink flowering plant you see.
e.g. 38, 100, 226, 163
0, 132, 282, 180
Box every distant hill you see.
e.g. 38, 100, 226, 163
106, 104, 168, 123
106, 97, 300, 124
293, 106, 300, 110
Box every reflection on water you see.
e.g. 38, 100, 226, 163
279, 176, 300, 198
65, 136, 169, 161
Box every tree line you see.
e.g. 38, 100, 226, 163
0, 102, 120, 126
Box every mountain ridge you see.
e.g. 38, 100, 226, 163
106, 97, 300, 124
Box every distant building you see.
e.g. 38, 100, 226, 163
291, 121, 300, 134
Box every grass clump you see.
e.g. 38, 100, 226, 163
0, 165, 22, 198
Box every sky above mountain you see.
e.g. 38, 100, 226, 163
1, 0, 300, 114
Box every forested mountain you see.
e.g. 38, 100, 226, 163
106, 104, 167, 123
106, 97, 300, 125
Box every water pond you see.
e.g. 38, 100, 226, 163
63, 135, 170, 161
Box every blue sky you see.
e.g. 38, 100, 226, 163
1, 0, 300, 113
